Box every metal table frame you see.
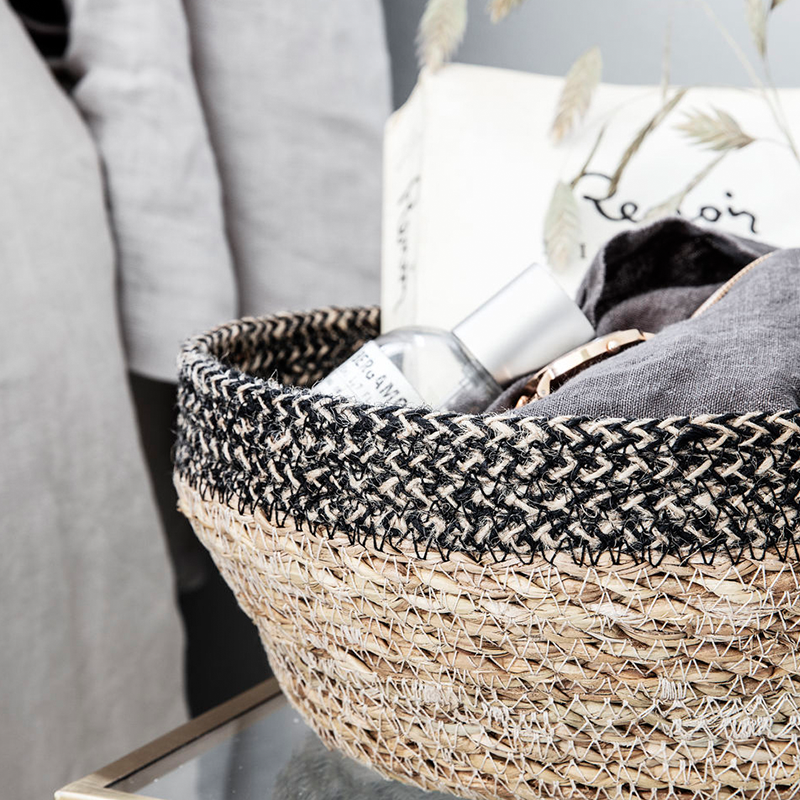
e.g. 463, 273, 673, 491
55, 678, 282, 800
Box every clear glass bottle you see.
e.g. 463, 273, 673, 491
314, 264, 595, 412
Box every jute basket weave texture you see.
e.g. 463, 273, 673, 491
174, 307, 800, 800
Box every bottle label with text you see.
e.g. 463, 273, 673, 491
314, 341, 424, 407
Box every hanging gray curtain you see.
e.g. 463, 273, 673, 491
66, 0, 390, 382
62, 0, 391, 716
0, 5, 185, 799
0, 0, 390, 796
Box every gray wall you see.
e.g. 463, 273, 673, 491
383, 0, 800, 109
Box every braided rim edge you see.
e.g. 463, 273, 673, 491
174, 308, 800, 566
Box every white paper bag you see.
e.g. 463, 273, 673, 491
381, 63, 800, 332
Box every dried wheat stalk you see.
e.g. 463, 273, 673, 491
570, 125, 607, 189
746, 0, 768, 58
661, 10, 673, 103
603, 88, 688, 199
550, 47, 603, 143
488, 0, 526, 23
544, 181, 580, 270
642, 152, 728, 223
641, 191, 685, 225
417, 0, 468, 71
677, 107, 756, 150
701, 0, 800, 164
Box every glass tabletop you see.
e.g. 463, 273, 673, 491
107, 685, 453, 800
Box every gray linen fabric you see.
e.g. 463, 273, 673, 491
0, 6, 185, 798
66, 0, 390, 380
500, 219, 797, 417
65, 0, 238, 382
182, 0, 391, 318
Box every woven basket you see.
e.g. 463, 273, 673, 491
174, 307, 800, 800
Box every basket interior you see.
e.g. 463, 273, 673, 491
211, 307, 380, 388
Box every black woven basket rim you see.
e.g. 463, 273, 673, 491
178, 306, 800, 424
174, 306, 800, 567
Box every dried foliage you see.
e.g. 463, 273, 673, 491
550, 47, 603, 143
677, 107, 756, 151
661, 12, 673, 102
416, 0, 799, 250
746, 0, 768, 57
700, 0, 800, 163
488, 0, 526, 23
642, 152, 728, 222
604, 89, 688, 199
641, 191, 684, 225
416, 0, 468, 71
544, 181, 580, 270
570, 125, 607, 189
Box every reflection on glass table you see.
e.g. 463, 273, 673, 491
55, 679, 453, 800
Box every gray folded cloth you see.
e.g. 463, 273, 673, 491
493, 218, 798, 417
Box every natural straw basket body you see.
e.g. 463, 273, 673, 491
175, 307, 800, 800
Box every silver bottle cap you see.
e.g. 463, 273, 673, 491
452, 264, 595, 385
